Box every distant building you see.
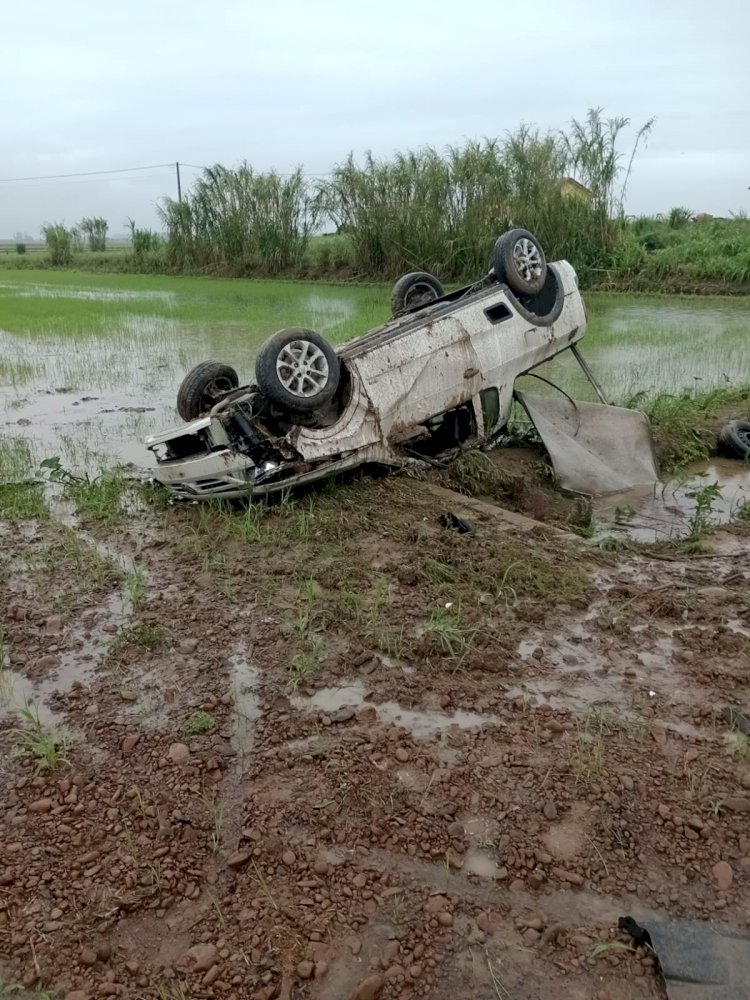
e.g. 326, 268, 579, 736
560, 177, 592, 201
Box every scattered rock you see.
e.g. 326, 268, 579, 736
80, 947, 97, 966
168, 743, 190, 765
395, 747, 410, 763
619, 774, 634, 791
282, 850, 296, 866
315, 960, 328, 979
176, 942, 219, 973
121, 734, 140, 753
712, 861, 733, 891
44, 616, 63, 635
331, 707, 355, 723
227, 849, 252, 869
542, 800, 558, 821
350, 973, 384, 1000
297, 960, 314, 979
347, 936, 362, 955
37, 653, 61, 671
437, 911, 453, 927
522, 928, 541, 947
29, 798, 53, 813
722, 797, 750, 813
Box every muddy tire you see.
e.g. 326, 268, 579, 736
255, 328, 340, 413
493, 229, 547, 295
391, 272, 445, 317
176, 361, 239, 422
717, 420, 750, 459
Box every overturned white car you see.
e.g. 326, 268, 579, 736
145, 230, 599, 500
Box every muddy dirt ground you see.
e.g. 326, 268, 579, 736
1, 466, 750, 1000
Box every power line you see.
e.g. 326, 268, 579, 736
0, 163, 175, 183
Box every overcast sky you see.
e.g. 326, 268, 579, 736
2, 0, 748, 237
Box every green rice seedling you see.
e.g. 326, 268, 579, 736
0, 435, 35, 481
0, 482, 47, 520
289, 636, 324, 690
425, 605, 470, 659
16, 704, 66, 773
184, 710, 216, 734
126, 563, 147, 612
115, 624, 170, 651
685, 479, 723, 539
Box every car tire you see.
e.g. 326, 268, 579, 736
391, 272, 445, 317
255, 328, 340, 413
176, 361, 239, 422
493, 229, 547, 295
717, 420, 750, 459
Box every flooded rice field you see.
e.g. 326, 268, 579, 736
0, 270, 749, 479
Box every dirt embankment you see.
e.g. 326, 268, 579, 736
1, 476, 750, 1000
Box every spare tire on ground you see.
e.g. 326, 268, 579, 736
177, 361, 239, 422
717, 419, 750, 459
255, 328, 340, 413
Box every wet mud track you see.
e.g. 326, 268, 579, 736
1, 476, 749, 999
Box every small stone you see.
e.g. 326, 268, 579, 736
408, 964, 423, 978
331, 707, 355, 723
384, 965, 405, 983
29, 798, 54, 813
722, 797, 750, 813
282, 850, 296, 866
227, 849, 252, 869
179, 638, 199, 653
395, 747, 410, 763
80, 947, 98, 966
297, 961, 314, 979
37, 653, 61, 670
356, 706, 377, 725
437, 911, 453, 927
121, 734, 140, 753
685, 827, 699, 841
619, 774, 634, 791
314, 859, 330, 875
176, 942, 219, 973
347, 936, 362, 955
686, 815, 704, 832
168, 743, 190, 765
314, 960, 328, 979
97, 942, 112, 962
522, 928, 541, 947
45, 616, 64, 635
202, 966, 220, 986
542, 800, 557, 821
712, 861, 733, 891
350, 973, 385, 1000
125, 960, 140, 975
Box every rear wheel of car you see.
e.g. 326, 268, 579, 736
717, 420, 750, 459
493, 229, 547, 295
176, 361, 239, 422
255, 328, 340, 413
391, 272, 445, 317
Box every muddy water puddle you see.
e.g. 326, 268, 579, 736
592, 457, 750, 542
292, 680, 505, 738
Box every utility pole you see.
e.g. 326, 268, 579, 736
176, 162, 182, 203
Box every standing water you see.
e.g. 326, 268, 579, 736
0, 272, 748, 483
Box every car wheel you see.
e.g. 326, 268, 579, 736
255, 328, 340, 413
391, 272, 445, 317
176, 361, 239, 422
717, 420, 750, 459
493, 229, 547, 295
